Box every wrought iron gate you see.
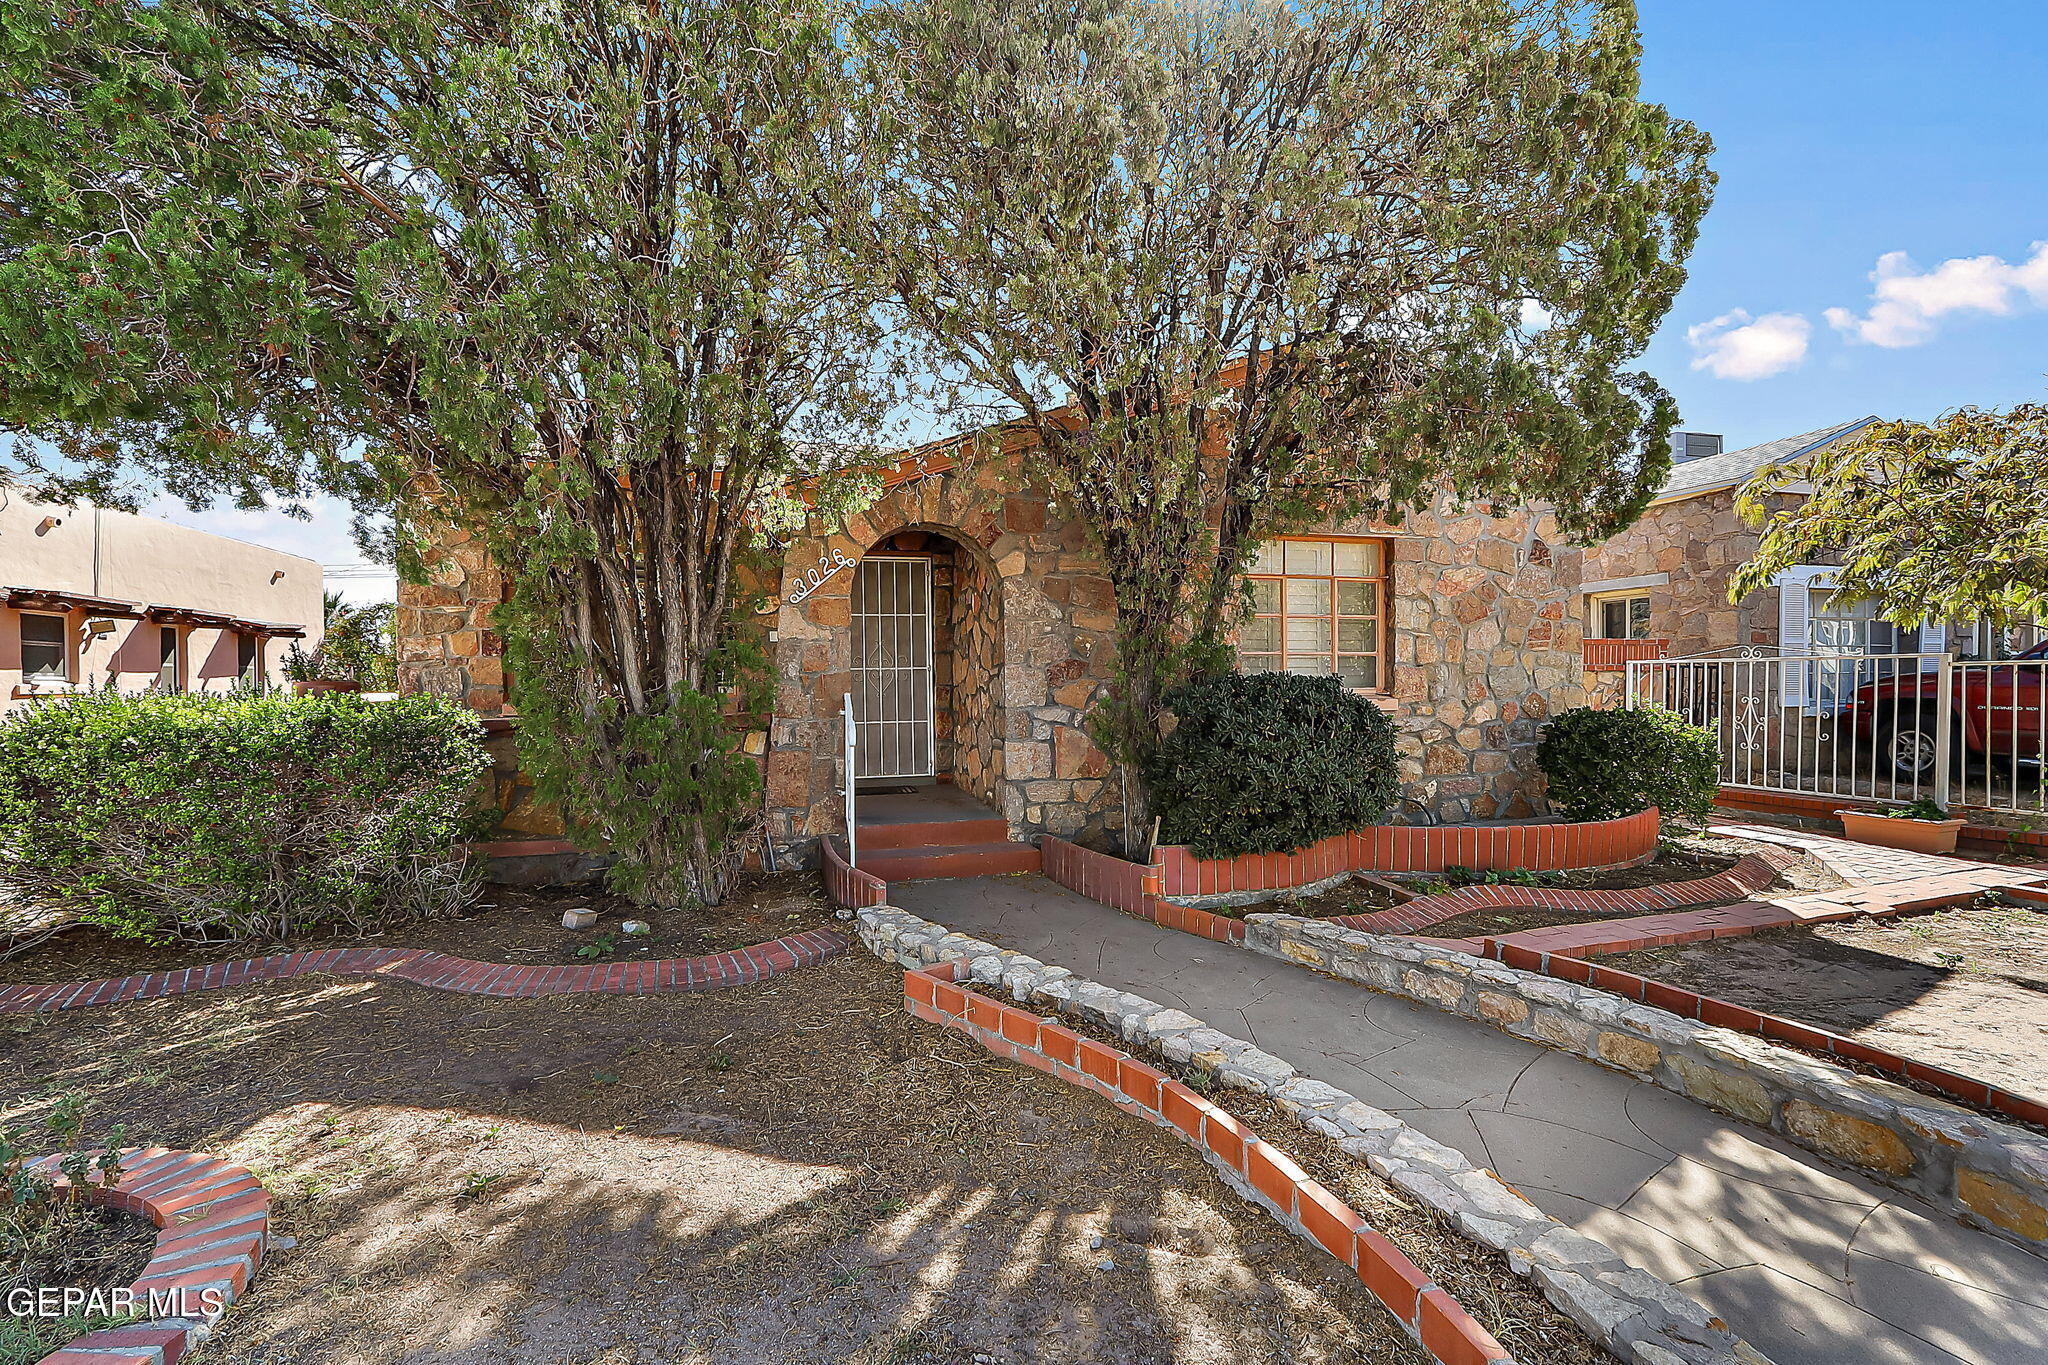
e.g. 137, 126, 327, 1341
1625, 648, 2048, 816
850, 556, 935, 780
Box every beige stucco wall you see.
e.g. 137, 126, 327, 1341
0, 488, 325, 710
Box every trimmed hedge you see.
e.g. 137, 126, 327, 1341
0, 690, 489, 943
1145, 671, 1399, 860
1537, 705, 1719, 826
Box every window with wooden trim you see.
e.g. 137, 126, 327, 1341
237, 633, 261, 687
1238, 538, 1388, 690
1591, 592, 1653, 640
19, 613, 68, 683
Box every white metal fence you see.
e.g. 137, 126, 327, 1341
1625, 648, 2048, 817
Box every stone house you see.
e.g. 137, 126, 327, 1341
400, 427, 1606, 867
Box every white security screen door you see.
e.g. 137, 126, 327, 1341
851, 556, 935, 779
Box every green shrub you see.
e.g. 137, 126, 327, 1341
0, 690, 489, 943
1145, 671, 1399, 860
1536, 705, 1719, 827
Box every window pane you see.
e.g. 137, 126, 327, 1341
1250, 579, 1281, 613
1338, 619, 1377, 652
1336, 581, 1377, 615
1239, 617, 1279, 652
1284, 540, 1331, 574
1627, 598, 1652, 640
1332, 542, 1382, 577
1285, 617, 1331, 654
1286, 655, 1333, 676
1240, 653, 1282, 674
1284, 578, 1330, 617
20, 614, 64, 682
1339, 656, 1378, 689
1251, 542, 1283, 574
1599, 599, 1626, 639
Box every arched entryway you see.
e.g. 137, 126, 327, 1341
851, 528, 1005, 810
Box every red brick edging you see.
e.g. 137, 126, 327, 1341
821, 835, 887, 909
1331, 848, 1800, 936
0, 931, 848, 1015
1483, 940, 2048, 1130
902, 963, 1511, 1365
1039, 837, 1248, 942
1155, 807, 1660, 900
29, 1147, 271, 1365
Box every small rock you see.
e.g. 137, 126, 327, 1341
620, 920, 652, 935
1096, 1258, 1115, 1271
1089, 1235, 1103, 1249
561, 908, 598, 931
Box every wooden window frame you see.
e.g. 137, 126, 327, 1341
157, 624, 183, 693
1590, 591, 1653, 641
19, 611, 71, 685
236, 632, 262, 688
1239, 535, 1390, 693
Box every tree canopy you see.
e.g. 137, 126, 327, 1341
864, 0, 1713, 808
3, 0, 896, 903
1732, 403, 2048, 629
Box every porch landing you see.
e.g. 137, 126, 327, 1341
852, 786, 1040, 881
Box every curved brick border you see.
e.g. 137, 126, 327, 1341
1332, 849, 1799, 936
29, 1147, 270, 1365
904, 963, 1512, 1365
1156, 807, 1661, 903
859, 902, 1763, 1365
0, 930, 848, 1015
1246, 914, 2048, 1256
821, 835, 887, 909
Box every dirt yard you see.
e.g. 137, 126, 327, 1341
0, 871, 832, 983
1605, 898, 2048, 1102
2, 927, 1472, 1365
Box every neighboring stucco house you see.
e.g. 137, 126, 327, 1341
400, 431, 1601, 864
0, 487, 323, 712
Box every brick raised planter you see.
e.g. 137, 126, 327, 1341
903, 963, 1512, 1365
1155, 807, 1660, 903
1039, 836, 1245, 942
1244, 914, 2048, 1255
0, 931, 848, 1015
28, 1147, 271, 1365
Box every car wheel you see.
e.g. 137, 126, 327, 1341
1884, 717, 1942, 781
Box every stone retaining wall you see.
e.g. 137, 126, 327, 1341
1246, 914, 2048, 1255
857, 902, 1767, 1365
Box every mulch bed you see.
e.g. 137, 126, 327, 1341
0, 870, 835, 985
1, 947, 1456, 1365
1604, 897, 2048, 1112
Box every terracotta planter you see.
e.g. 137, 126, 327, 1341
292, 679, 361, 696
1836, 809, 1966, 855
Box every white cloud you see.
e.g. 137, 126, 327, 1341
1686, 309, 1811, 381
1824, 241, 2048, 348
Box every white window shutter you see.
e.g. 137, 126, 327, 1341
1778, 570, 1814, 708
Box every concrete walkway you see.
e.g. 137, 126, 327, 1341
892, 873, 2048, 1365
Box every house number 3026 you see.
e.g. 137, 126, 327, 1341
787, 548, 856, 605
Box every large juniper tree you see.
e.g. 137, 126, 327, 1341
865, 0, 1712, 824
1, 0, 894, 905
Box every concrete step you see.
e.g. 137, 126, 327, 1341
857, 817, 1011, 851
859, 841, 1043, 881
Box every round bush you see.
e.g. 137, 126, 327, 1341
0, 690, 491, 944
1536, 705, 1720, 826
1144, 672, 1399, 860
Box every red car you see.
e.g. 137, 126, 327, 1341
1843, 639, 2048, 780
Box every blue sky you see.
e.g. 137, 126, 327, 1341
157, 0, 2048, 594
1637, 0, 2048, 449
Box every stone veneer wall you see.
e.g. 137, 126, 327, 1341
395, 458, 1598, 862
1577, 488, 1806, 658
